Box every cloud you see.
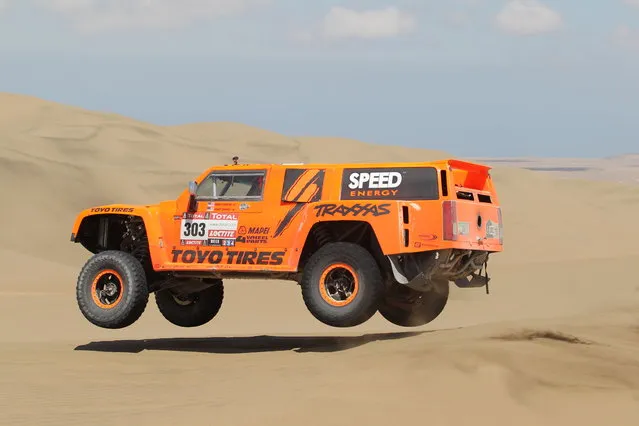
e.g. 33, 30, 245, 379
495, 0, 563, 36
38, 0, 268, 32
321, 6, 416, 40
612, 24, 639, 50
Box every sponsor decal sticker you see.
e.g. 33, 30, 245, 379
207, 220, 239, 230
208, 230, 237, 238
208, 213, 239, 221
171, 249, 285, 265
236, 226, 270, 244
207, 238, 236, 247
181, 239, 204, 246
349, 171, 402, 189
274, 168, 325, 238
313, 203, 391, 217
179, 212, 239, 244
204, 202, 236, 212
183, 212, 209, 220
90, 207, 135, 213
340, 167, 439, 200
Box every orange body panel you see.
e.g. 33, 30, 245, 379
70, 159, 503, 274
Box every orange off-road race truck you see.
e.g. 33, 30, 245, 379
70, 159, 503, 329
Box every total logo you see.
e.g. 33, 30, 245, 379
348, 172, 403, 189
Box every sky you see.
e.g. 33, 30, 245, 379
1, 0, 638, 158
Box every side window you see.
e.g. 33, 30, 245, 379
196, 171, 265, 200
195, 176, 214, 198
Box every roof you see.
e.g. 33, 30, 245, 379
204, 158, 492, 172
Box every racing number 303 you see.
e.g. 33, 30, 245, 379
183, 222, 206, 237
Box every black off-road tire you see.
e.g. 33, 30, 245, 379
76, 250, 149, 329
155, 280, 224, 328
378, 279, 449, 327
301, 242, 384, 328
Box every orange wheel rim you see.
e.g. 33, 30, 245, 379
91, 269, 124, 309
319, 263, 359, 307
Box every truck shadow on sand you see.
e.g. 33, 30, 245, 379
74, 331, 436, 354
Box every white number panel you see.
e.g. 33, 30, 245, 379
179, 212, 240, 246
180, 219, 208, 240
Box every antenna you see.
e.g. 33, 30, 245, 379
232, 155, 239, 165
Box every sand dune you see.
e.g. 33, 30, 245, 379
473, 154, 639, 186
0, 92, 638, 425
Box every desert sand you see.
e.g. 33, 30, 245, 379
0, 92, 638, 425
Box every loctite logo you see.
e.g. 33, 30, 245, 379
348, 172, 402, 189
208, 230, 236, 238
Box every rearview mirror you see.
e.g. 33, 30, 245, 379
188, 180, 197, 195
187, 181, 198, 212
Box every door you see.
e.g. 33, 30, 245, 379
171, 167, 289, 270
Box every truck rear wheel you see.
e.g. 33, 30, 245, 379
378, 280, 449, 327
155, 280, 224, 327
301, 242, 384, 328
76, 250, 149, 329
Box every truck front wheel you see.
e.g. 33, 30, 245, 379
76, 250, 150, 329
378, 280, 449, 327
154, 280, 224, 328
301, 242, 384, 328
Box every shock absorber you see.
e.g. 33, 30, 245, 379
122, 217, 150, 267
314, 225, 334, 247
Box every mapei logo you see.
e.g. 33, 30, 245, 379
347, 172, 402, 190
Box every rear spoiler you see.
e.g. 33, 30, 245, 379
446, 159, 492, 191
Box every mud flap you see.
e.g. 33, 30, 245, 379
388, 252, 492, 294
405, 272, 437, 292
387, 255, 438, 292
387, 255, 409, 285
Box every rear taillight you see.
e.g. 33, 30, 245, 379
443, 200, 457, 241
497, 207, 503, 245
